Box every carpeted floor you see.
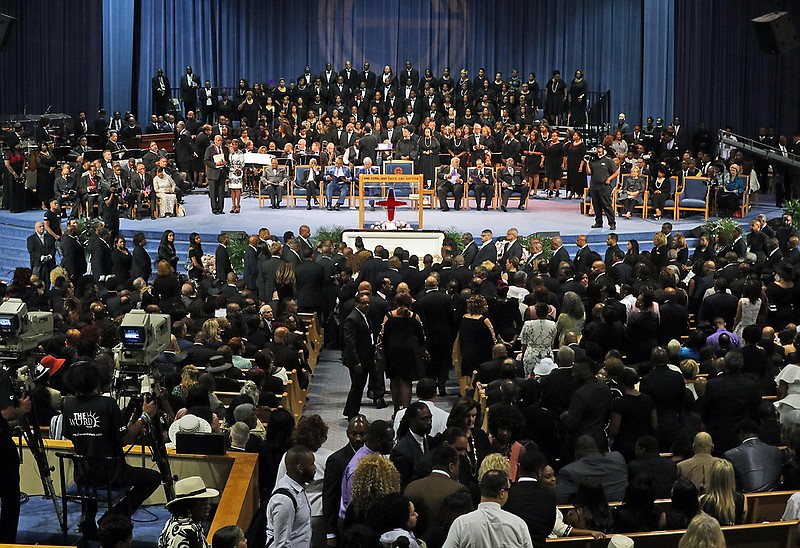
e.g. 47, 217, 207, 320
17, 496, 172, 547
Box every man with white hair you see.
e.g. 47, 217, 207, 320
436, 157, 465, 211
229, 422, 252, 452
354, 157, 381, 210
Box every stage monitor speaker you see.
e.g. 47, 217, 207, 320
688, 225, 706, 238
752, 11, 798, 54
0, 13, 16, 50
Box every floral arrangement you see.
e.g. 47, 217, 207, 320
370, 220, 413, 230
201, 253, 216, 278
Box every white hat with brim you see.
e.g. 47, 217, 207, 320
165, 476, 219, 508
607, 535, 634, 548
534, 357, 557, 377
168, 413, 212, 443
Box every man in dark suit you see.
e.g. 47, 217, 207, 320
215, 233, 233, 282
130, 232, 151, 282
180, 66, 200, 115
640, 347, 687, 451
151, 68, 171, 116
390, 402, 433, 488
204, 134, 228, 214
573, 234, 601, 276
723, 419, 782, 492
549, 237, 571, 278
467, 123, 487, 165
90, 229, 113, 282
322, 416, 367, 546
255, 246, 280, 303
416, 276, 458, 395
608, 250, 633, 286
295, 248, 325, 315
475, 344, 524, 385
360, 63, 377, 93
471, 229, 497, 267
27, 221, 56, 286
604, 233, 623, 268
60, 223, 86, 282
343, 292, 381, 419
497, 158, 531, 211
658, 287, 689, 345
404, 446, 470, 537
243, 235, 260, 292
697, 277, 738, 327
560, 360, 612, 463
401, 61, 420, 88
555, 435, 628, 503
198, 81, 217, 125
174, 121, 194, 177
436, 157, 466, 211
701, 351, 761, 455
281, 240, 303, 268
499, 228, 523, 268
504, 450, 557, 547
460, 233, 478, 268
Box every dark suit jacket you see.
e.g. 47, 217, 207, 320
257, 255, 281, 302
702, 374, 761, 455
609, 261, 634, 285
130, 245, 152, 282
322, 443, 356, 539
295, 260, 325, 309
435, 165, 465, 190
461, 241, 478, 268
215, 245, 233, 281
91, 240, 112, 281
550, 247, 571, 277
390, 433, 433, 488
504, 479, 557, 547
204, 144, 228, 181
281, 247, 302, 268
498, 166, 524, 187
658, 301, 689, 345
724, 438, 782, 492
343, 308, 375, 369
500, 239, 523, 266
698, 290, 738, 327
27, 233, 56, 270
180, 72, 201, 103
243, 245, 259, 292
555, 451, 628, 503
416, 289, 457, 354
185, 342, 218, 367
604, 244, 623, 268
403, 472, 470, 536
472, 241, 498, 267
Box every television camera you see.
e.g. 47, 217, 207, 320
112, 311, 176, 500
0, 299, 53, 359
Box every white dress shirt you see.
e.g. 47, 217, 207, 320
443, 502, 533, 548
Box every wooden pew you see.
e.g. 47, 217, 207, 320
545, 520, 798, 547
746, 490, 798, 522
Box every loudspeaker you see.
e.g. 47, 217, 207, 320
752, 11, 798, 54
0, 13, 16, 50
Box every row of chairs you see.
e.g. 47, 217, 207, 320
258, 161, 529, 210
581, 174, 753, 221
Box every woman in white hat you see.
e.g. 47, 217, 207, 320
157, 476, 219, 548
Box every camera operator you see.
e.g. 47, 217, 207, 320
0, 366, 31, 542
586, 144, 620, 231
62, 362, 161, 539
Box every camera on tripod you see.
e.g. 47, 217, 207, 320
0, 299, 53, 359
113, 311, 170, 398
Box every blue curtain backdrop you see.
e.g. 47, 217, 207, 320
0, 0, 104, 119
131, 0, 650, 124
674, 0, 800, 136
103, 0, 135, 116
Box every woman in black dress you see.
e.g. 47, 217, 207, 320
568, 70, 588, 127
380, 292, 426, 412
766, 263, 796, 329
625, 292, 660, 364
459, 294, 497, 386
418, 127, 441, 188
608, 368, 657, 461
446, 398, 490, 489
157, 230, 178, 272
623, 239, 640, 267
488, 282, 522, 350
544, 70, 567, 125
35, 142, 57, 210
187, 232, 205, 280
447, 127, 468, 167
111, 235, 132, 282
4, 143, 26, 213
649, 166, 671, 220
543, 129, 564, 198
523, 128, 545, 194
564, 130, 587, 199
238, 90, 260, 126
152, 259, 181, 306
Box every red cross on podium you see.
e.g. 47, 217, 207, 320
376, 188, 406, 221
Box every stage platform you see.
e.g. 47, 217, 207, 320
0, 189, 781, 280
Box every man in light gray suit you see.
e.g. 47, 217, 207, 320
203, 134, 228, 214
261, 157, 289, 209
